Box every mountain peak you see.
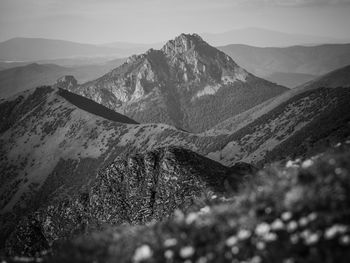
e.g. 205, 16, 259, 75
68, 33, 286, 132
161, 33, 206, 56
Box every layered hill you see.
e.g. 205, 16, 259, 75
0, 38, 140, 61
1, 63, 350, 255
62, 33, 287, 132
0, 59, 125, 99
202, 27, 349, 47
218, 43, 350, 88
0, 87, 186, 247
206, 65, 350, 165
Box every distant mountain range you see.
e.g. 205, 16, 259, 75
1, 28, 349, 62
202, 27, 350, 47
1, 41, 349, 98
60, 33, 286, 132
218, 43, 350, 88
0, 59, 125, 98
0, 38, 151, 61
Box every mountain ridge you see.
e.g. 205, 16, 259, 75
202, 27, 350, 47
62, 33, 287, 132
218, 43, 350, 87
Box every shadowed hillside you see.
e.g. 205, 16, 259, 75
57, 88, 138, 124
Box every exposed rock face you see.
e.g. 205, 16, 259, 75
56, 75, 78, 90
4, 146, 244, 256
64, 33, 287, 132
90, 146, 240, 225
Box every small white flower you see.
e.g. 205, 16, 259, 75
307, 213, 317, 221
133, 245, 153, 263
225, 236, 238, 246
164, 238, 178, 247
335, 168, 343, 175
211, 195, 217, 200
231, 246, 239, 254
256, 241, 266, 250
186, 212, 198, 224
325, 224, 348, 239
174, 209, 185, 222
282, 212, 292, 221
325, 227, 337, 239
287, 221, 298, 232
305, 233, 320, 245
271, 219, 284, 230
238, 229, 251, 240
255, 222, 271, 236
340, 235, 350, 245
180, 246, 195, 258
302, 159, 313, 169
264, 232, 277, 242
286, 160, 298, 168
199, 206, 210, 214
196, 257, 208, 263
164, 250, 174, 259
251, 255, 262, 263
298, 217, 309, 227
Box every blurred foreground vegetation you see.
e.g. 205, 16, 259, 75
44, 141, 350, 263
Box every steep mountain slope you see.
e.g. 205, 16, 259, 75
4, 146, 245, 256
63, 33, 286, 132
0, 60, 125, 99
264, 72, 317, 89
218, 43, 350, 88
206, 65, 350, 165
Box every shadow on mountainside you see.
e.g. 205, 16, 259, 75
57, 88, 138, 124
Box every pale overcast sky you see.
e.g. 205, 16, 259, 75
0, 0, 350, 44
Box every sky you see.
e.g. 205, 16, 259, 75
0, 0, 350, 44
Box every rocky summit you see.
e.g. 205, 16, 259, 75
58, 34, 287, 132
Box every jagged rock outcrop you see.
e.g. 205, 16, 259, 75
4, 146, 245, 256
55, 75, 78, 90
64, 33, 287, 132
89, 146, 241, 225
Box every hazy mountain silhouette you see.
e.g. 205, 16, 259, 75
0, 59, 125, 98
218, 43, 350, 88
202, 27, 349, 47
